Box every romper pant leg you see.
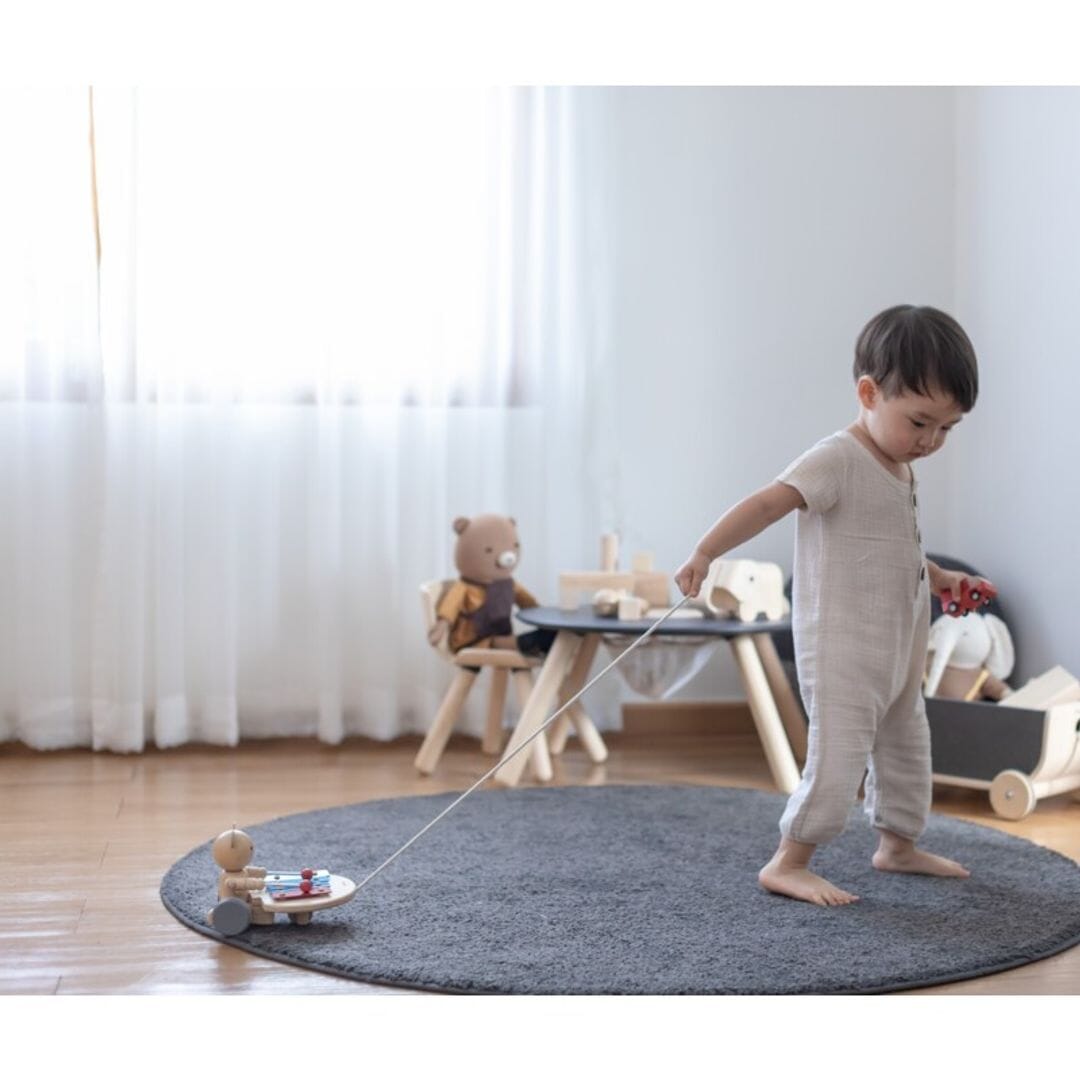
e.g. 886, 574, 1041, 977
780, 696, 877, 846
863, 611, 932, 841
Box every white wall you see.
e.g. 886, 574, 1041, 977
952, 88, 1080, 682
579, 87, 957, 704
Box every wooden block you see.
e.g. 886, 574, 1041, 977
592, 588, 622, 617
558, 571, 634, 610
631, 551, 654, 573
1000, 665, 1080, 711
601, 533, 620, 573
632, 570, 669, 607
617, 595, 649, 620
645, 607, 702, 620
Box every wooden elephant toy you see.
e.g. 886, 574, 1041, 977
699, 558, 790, 622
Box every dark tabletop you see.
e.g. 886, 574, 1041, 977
516, 605, 791, 637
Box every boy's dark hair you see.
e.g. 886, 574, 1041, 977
854, 305, 978, 411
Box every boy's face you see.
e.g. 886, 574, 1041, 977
858, 377, 965, 464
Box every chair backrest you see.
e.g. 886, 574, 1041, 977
420, 579, 454, 660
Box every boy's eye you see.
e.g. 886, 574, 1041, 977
911, 420, 926, 428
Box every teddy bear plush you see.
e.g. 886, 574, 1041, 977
428, 514, 552, 658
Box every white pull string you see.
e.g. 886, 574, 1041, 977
355, 592, 696, 893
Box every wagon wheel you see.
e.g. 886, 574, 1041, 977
211, 898, 253, 937
989, 770, 1036, 820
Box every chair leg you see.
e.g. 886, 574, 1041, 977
415, 668, 477, 775
511, 669, 552, 782
483, 668, 509, 755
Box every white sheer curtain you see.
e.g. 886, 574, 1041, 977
0, 87, 621, 751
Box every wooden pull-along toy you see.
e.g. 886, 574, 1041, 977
207, 825, 357, 937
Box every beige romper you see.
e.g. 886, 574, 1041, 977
776, 429, 932, 845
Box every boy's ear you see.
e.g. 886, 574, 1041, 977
856, 375, 880, 409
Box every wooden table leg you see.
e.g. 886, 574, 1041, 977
549, 633, 606, 764
512, 669, 552, 781
729, 635, 801, 794
752, 633, 807, 765
495, 631, 581, 787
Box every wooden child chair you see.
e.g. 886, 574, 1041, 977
415, 580, 553, 780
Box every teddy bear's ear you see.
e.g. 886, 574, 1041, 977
453, 517, 470, 535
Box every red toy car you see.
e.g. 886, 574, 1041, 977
940, 577, 997, 617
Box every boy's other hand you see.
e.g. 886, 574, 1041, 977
674, 550, 712, 598
930, 568, 996, 615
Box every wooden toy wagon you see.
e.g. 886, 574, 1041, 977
206, 827, 357, 937
927, 696, 1080, 819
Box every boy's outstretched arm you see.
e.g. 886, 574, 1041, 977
675, 481, 805, 598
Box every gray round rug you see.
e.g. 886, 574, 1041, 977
161, 785, 1080, 994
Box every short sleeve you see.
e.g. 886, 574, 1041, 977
777, 436, 846, 514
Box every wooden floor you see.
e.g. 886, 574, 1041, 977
3, 730, 1079, 995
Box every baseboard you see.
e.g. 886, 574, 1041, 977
621, 701, 755, 736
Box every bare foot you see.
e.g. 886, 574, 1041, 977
872, 847, 970, 877
758, 857, 860, 906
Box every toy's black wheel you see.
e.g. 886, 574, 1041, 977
211, 898, 252, 936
